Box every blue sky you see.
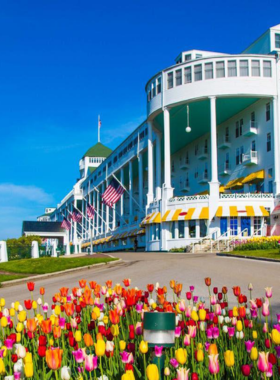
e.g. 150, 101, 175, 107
0, 0, 279, 239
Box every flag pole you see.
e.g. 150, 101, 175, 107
61, 212, 83, 239
82, 196, 112, 232
98, 115, 101, 143
112, 173, 145, 213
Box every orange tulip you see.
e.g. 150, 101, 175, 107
64, 303, 75, 317
45, 348, 63, 370
170, 280, 176, 289
40, 287, 45, 296
123, 279, 131, 287
72, 287, 79, 297
157, 294, 165, 305
174, 283, 182, 296
79, 279, 87, 288
84, 333, 94, 347
115, 284, 122, 295
106, 280, 112, 288
41, 319, 52, 334
96, 333, 103, 340
89, 281, 97, 290
205, 277, 211, 287
26, 319, 37, 333
53, 326, 61, 339
94, 284, 101, 296
208, 343, 218, 355
109, 309, 120, 325
59, 287, 69, 297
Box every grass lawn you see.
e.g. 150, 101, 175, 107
0, 274, 28, 283
228, 249, 280, 260
0, 256, 117, 277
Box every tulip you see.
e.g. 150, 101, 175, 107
175, 348, 187, 365
72, 349, 85, 364
198, 309, 206, 321
252, 330, 258, 339
139, 341, 148, 354
27, 282, 35, 292
119, 340, 126, 351
74, 330, 82, 342
184, 334, 191, 346
61, 366, 71, 380
84, 333, 94, 347
85, 354, 98, 371
224, 350, 234, 367
164, 367, 170, 376
204, 277, 211, 286
46, 348, 63, 370
188, 325, 196, 338
262, 299, 270, 317
257, 351, 270, 372
208, 344, 218, 355
146, 364, 159, 380
241, 364, 251, 377
196, 349, 204, 362
250, 347, 258, 361
271, 329, 280, 345
176, 367, 190, 380
24, 362, 33, 378
95, 339, 106, 356
121, 370, 135, 380
111, 324, 119, 337
236, 320, 243, 332
265, 287, 273, 298
244, 340, 255, 353
0, 358, 5, 376
208, 354, 219, 374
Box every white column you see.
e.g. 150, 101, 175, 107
73, 200, 78, 253
82, 200, 85, 240
155, 132, 162, 200
101, 183, 105, 234
93, 191, 96, 238
129, 160, 133, 223
138, 153, 143, 212
96, 188, 100, 236
120, 168, 124, 224
163, 108, 173, 200
0, 241, 8, 262
147, 121, 154, 205
31, 241, 39, 259
273, 96, 280, 195
112, 204, 116, 230
106, 179, 110, 234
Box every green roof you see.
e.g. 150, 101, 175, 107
88, 167, 96, 174
83, 142, 112, 158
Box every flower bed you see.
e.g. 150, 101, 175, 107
0, 279, 280, 379
233, 236, 280, 251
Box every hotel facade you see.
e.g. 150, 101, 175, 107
48, 24, 280, 253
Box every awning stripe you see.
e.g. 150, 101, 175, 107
200, 207, 209, 219
216, 206, 223, 218
245, 206, 255, 217
172, 209, 183, 221
230, 206, 238, 217
216, 205, 270, 217
162, 210, 171, 222
260, 206, 269, 216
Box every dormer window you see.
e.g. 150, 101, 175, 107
196, 54, 202, 59
275, 33, 280, 49
184, 54, 192, 62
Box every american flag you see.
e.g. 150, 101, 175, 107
87, 203, 95, 219
102, 178, 125, 208
61, 217, 71, 230
72, 208, 82, 223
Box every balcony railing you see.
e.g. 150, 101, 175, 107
198, 148, 208, 160
218, 135, 231, 149
242, 150, 258, 166
179, 180, 190, 192
179, 157, 189, 170
219, 162, 231, 176
243, 121, 258, 136
198, 171, 209, 183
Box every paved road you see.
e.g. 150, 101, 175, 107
1, 252, 280, 315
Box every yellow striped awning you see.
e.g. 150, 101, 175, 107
141, 212, 161, 225
216, 205, 269, 217
224, 177, 245, 190
162, 207, 209, 221
242, 170, 265, 184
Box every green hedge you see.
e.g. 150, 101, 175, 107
233, 240, 280, 251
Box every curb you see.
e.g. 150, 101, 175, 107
216, 253, 280, 263
0, 258, 123, 288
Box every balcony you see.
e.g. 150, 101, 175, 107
198, 147, 209, 160
179, 158, 189, 170
219, 162, 231, 176
198, 171, 209, 184
180, 180, 190, 193
242, 150, 258, 166
218, 135, 231, 149
243, 121, 258, 136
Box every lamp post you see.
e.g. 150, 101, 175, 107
186, 105, 191, 133
143, 312, 176, 379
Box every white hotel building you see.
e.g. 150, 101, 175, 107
49, 24, 280, 253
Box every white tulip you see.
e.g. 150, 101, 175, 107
223, 325, 228, 333
218, 316, 224, 324
200, 322, 207, 331
61, 366, 71, 380
16, 344, 26, 359
37, 298, 42, 306
18, 305, 23, 312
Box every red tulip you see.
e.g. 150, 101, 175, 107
38, 345, 46, 357
232, 286, 241, 297
147, 284, 154, 293
186, 292, 192, 300
191, 374, 199, 380
213, 287, 218, 294
11, 354, 18, 363
222, 286, 228, 294
24, 300, 32, 310
39, 335, 47, 346
268, 353, 277, 365
265, 338, 271, 349
27, 282, 35, 291
241, 365, 251, 377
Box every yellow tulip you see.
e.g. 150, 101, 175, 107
271, 329, 280, 345
250, 347, 258, 361
16, 322, 24, 333
252, 330, 258, 339
94, 339, 106, 356
103, 316, 109, 325
196, 349, 204, 362
198, 309, 206, 321
0, 317, 8, 328
36, 314, 44, 323
32, 301, 37, 310
151, 303, 157, 310
236, 320, 243, 332
1, 347, 7, 358
14, 301, 20, 311
50, 315, 57, 325
18, 311, 27, 322
110, 324, 119, 337
139, 340, 148, 354
10, 308, 15, 317
92, 306, 100, 319
121, 370, 136, 380
232, 307, 238, 317
224, 350, 234, 367
16, 333, 21, 343
191, 310, 198, 322
75, 330, 82, 342
0, 358, 5, 375
54, 305, 61, 316
24, 363, 34, 378
49, 339, 54, 346
197, 343, 203, 350
119, 340, 126, 351
146, 364, 159, 380
0, 298, 5, 307
24, 352, 32, 364
175, 348, 187, 365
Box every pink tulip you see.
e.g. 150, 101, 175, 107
178, 300, 186, 312
262, 299, 270, 317
183, 334, 191, 346
263, 323, 268, 333
59, 317, 66, 329
228, 327, 235, 337
135, 321, 142, 335
188, 325, 197, 338
85, 354, 98, 371
210, 295, 217, 305
175, 326, 181, 338
265, 287, 273, 299
257, 352, 269, 372
208, 354, 219, 374
214, 304, 222, 316
189, 286, 195, 292
244, 340, 255, 353
250, 300, 257, 310
135, 304, 143, 313
72, 349, 85, 364
176, 367, 190, 380
170, 358, 179, 368
185, 306, 192, 318
154, 346, 164, 357
120, 351, 134, 364
4, 339, 13, 350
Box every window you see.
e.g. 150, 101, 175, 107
204, 139, 208, 153
240, 60, 249, 76
268, 168, 273, 193
196, 54, 202, 59
230, 217, 238, 236
194, 65, 202, 81
113, 156, 118, 163
239, 119, 243, 136
185, 54, 192, 61
152, 82, 156, 98
194, 169, 198, 179
147, 88, 151, 102
240, 146, 244, 164
195, 144, 199, 155
251, 60, 260, 76
184, 67, 192, 83
225, 152, 230, 169
251, 140, 256, 152
200, 220, 207, 237
263, 61, 272, 77
170, 222, 175, 239
235, 121, 240, 138
225, 126, 229, 142
254, 217, 262, 236
216, 61, 225, 78
189, 220, 196, 238
205, 63, 213, 79
157, 77, 161, 94
175, 69, 182, 86
228, 60, 237, 77
267, 133, 271, 152
167, 72, 173, 89
178, 221, 185, 238
236, 148, 240, 165
266, 103, 271, 121
275, 33, 280, 49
